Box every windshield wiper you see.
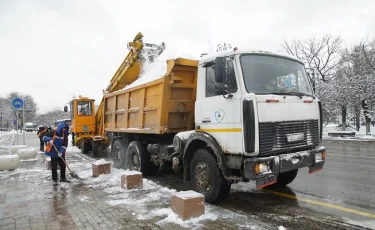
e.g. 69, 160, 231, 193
268, 92, 315, 98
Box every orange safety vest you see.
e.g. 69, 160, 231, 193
45, 132, 64, 152
37, 128, 48, 137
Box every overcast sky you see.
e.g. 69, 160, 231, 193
0, 0, 374, 113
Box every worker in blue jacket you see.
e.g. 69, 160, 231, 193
43, 122, 70, 185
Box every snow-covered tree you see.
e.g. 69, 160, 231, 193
36, 109, 69, 127
335, 43, 375, 133
362, 39, 375, 72
6, 92, 38, 126
0, 97, 13, 130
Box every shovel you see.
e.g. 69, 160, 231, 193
51, 143, 83, 180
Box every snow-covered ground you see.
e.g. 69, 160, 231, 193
323, 124, 375, 140
64, 157, 267, 229
0, 134, 269, 229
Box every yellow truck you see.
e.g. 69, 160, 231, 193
64, 32, 165, 155
65, 32, 326, 203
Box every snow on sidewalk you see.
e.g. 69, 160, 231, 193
66, 159, 266, 229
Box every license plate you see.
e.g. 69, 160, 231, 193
286, 133, 304, 142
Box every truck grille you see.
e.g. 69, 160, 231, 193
258, 119, 319, 156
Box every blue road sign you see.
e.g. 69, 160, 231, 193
12, 98, 24, 109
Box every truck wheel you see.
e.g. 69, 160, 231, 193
81, 142, 90, 154
111, 139, 126, 168
266, 169, 298, 189
125, 141, 157, 176
190, 148, 231, 203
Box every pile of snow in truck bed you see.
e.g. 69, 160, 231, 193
121, 51, 198, 91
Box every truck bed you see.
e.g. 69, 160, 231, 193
103, 58, 198, 134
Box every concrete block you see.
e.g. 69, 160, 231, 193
121, 171, 143, 189
45, 157, 59, 170
171, 190, 205, 221
92, 159, 111, 177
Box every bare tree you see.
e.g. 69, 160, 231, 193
282, 34, 343, 82
6, 92, 38, 126
362, 39, 375, 71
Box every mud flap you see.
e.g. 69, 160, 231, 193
256, 175, 277, 189
309, 162, 324, 174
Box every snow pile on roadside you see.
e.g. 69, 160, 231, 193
360, 135, 375, 139
72, 162, 262, 229
323, 124, 375, 140
342, 217, 375, 230
155, 207, 217, 229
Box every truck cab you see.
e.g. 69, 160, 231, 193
184, 50, 325, 197
64, 96, 99, 154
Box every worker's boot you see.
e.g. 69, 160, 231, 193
60, 178, 70, 183
53, 180, 58, 186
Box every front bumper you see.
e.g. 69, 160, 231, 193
243, 146, 325, 189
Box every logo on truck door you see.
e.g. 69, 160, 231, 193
215, 109, 225, 123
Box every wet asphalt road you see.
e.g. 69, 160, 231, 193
1, 132, 375, 229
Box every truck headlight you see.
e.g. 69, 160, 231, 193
255, 162, 272, 175
315, 151, 326, 161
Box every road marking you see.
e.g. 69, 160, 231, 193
328, 153, 375, 159
262, 189, 375, 219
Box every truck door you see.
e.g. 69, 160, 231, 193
195, 57, 243, 154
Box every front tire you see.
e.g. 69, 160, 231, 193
190, 148, 231, 204
92, 142, 100, 157
81, 142, 90, 154
266, 169, 298, 189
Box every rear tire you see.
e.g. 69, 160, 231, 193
81, 142, 90, 154
92, 142, 100, 157
266, 169, 298, 189
125, 141, 158, 176
111, 139, 127, 168
190, 148, 231, 204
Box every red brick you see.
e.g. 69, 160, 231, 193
171, 190, 205, 221
121, 172, 143, 189
92, 162, 111, 177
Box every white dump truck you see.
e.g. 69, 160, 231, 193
71, 33, 326, 203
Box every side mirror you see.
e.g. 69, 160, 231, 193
215, 84, 225, 95
64, 106, 68, 112
215, 57, 226, 84
215, 84, 233, 99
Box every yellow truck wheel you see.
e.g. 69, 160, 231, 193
81, 142, 90, 154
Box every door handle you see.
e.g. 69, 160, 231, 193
202, 120, 211, 123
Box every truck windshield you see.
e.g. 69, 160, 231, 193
240, 54, 313, 96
